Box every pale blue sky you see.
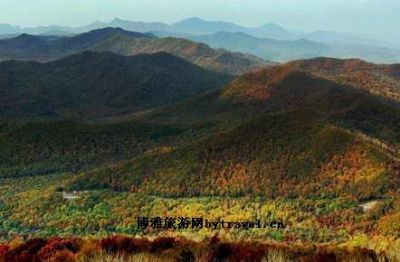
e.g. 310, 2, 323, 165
0, 0, 399, 42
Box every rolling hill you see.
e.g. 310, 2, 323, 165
138, 58, 400, 136
0, 119, 190, 178
59, 58, 400, 201
0, 27, 271, 75
0, 51, 232, 119
287, 57, 400, 102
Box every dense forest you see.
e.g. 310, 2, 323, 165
0, 51, 399, 261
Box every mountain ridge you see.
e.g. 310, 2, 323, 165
2, 17, 399, 63
0, 51, 232, 119
188, 31, 400, 63
0, 27, 271, 74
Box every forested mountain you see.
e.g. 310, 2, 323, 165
65, 59, 400, 200
288, 58, 400, 102
0, 27, 271, 74
0, 51, 232, 118
1, 54, 399, 255
2, 56, 399, 196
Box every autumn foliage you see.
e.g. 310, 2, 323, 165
0, 236, 390, 262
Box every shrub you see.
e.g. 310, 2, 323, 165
37, 237, 80, 261
100, 236, 151, 254
5, 238, 47, 262
150, 237, 176, 253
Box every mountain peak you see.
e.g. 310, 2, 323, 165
111, 18, 125, 23
288, 57, 372, 70
221, 65, 310, 101
172, 17, 246, 36
16, 33, 38, 39
75, 27, 154, 40
177, 17, 205, 23
12, 33, 46, 44
179, 17, 238, 25
259, 23, 286, 32
88, 27, 130, 34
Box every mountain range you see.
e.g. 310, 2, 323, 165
1, 17, 399, 64
0, 17, 295, 40
187, 31, 400, 63
0, 27, 271, 75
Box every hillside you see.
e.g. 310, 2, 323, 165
0, 119, 193, 178
287, 57, 400, 102
1, 56, 400, 250
68, 63, 400, 200
140, 59, 400, 137
0, 28, 271, 74
0, 51, 232, 118
69, 109, 399, 200
90, 33, 270, 75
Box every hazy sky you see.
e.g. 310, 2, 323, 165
0, 0, 399, 42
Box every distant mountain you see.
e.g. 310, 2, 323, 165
0, 18, 297, 41
0, 23, 21, 35
0, 34, 18, 39
58, 27, 153, 50
0, 33, 48, 51
0, 18, 310, 41
1, 18, 398, 63
303, 30, 387, 47
188, 31, 400, 63
0, 51, 232, 118
0, 28, 153, 62
169, 18, 297, 40
246, 23, 295, 40
1, 18, 396, 45
0, 23, 75, 36
0, 27, 272, 74
25, 25, 74, 36
171, 17, 246, 35
190, 31, 329, 62
74, 18, 169, 34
